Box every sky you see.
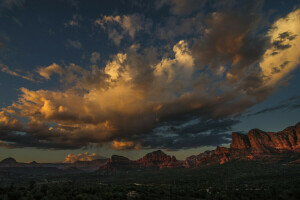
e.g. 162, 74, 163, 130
0, 0, 300, 163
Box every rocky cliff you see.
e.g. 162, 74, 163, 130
137, 150, 169, 166
137, 150, 181, 168
230, 122, 300, 153
185, 122, 300, 167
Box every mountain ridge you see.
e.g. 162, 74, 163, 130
1, 122, 300, 170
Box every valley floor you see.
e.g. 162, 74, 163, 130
0, 162, 299, 200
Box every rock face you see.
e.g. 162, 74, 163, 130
98, 150, 183, 170
137, 150, 182, 169
137, 150, 170, 167
230, 123, 300, 153
230, 132, 251, 149
185, 122, 300, 167
184, 150, 215, 167
160, 156, 183, 169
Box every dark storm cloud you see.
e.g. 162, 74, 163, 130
249, 95, 300, 116
139, 133, 231, 150
250, 104, 288, 116
191, 11, 265, 70
110, 118, 238, 150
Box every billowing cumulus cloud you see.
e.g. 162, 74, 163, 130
0, 6, 299, 151
0, 111, 22, 131
64, 152, 104, 163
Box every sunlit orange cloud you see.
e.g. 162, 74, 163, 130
260, 8, 300, 86
111, 140, 142, 150
0, 9, 300, 151
64, 152, 102, 163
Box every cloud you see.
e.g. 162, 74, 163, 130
0, 64, 35, 81
259, 8, 300, 86
37, 63, 64, 80
64, 152, 105, 163
66, 39, 82, 49
0, 8, 299, 151
111, 140, 142, 150
249, 94, 300, 116
156, 14, 203, 40
64, 14, 82, 27
90, 52, 100, 64
154, 40, 194, 82
156, 0, 206, 15
0, 41, 251, 150
0, 0, 25, 10
95, 14, 152, 45
250, 104, 288, 116
0, 111, 22, 131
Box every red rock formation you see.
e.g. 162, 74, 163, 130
160, 156, 183, 169
230, 123, 300, 153
230, 132, 251, 149
136, 150, 183, 168
185, 122, 300, 167
137, 150, 171, 167
214, 146, 229, 155
99, 155, 139, 170
184, 150, 215, 167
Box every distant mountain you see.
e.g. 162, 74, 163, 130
98, 150, 183, 170
137, 150, 182, 169
99, 155, 140, 170
0, 157, 17, 165
0, 157, 26, 167
184, 150, 215, 167
70, 158, 109, 172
